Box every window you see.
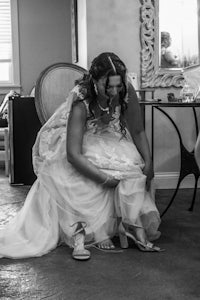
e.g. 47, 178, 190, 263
0, 0, 20, 93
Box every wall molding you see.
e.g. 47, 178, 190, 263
154, 172, 200, 189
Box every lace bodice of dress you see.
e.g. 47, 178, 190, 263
83, 100, 122, 135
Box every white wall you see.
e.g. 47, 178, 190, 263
79, 0, 200, 188
18, 0, 72, 95
9, 0, 199, 189
85, 0, 141, 76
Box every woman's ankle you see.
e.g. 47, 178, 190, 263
134, 228, 147, 244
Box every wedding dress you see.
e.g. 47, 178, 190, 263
0, 85, 161, 258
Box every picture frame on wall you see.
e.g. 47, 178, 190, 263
71, 0, 78, 63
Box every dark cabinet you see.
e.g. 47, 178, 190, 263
8, 96, 42, 185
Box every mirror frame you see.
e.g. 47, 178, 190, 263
140, 0, 185, 88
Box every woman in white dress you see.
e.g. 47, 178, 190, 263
0, 52, 162, 260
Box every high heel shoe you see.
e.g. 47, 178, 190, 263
118, 222, 142, 249
118, 222, 164, 252
118, 222, 129, 249
71, 222, 91, 260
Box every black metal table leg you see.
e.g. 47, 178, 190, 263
153, 106, 200, 217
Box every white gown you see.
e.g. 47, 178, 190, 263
0, 86, 161, 258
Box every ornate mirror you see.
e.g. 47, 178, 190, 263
140, 0, 200, 88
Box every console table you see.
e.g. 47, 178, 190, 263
140, 101, 200, 217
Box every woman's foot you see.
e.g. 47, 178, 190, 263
96, 238, 115, 250
118, 222, 163, 252
133, 239, 163, 252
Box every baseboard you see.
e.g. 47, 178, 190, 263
154, 172, 200, 189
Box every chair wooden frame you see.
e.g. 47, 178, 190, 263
35, 62, 87, 124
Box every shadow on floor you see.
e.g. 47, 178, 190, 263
0, 170, 200, 300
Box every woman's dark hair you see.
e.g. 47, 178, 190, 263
76, 52, 128, 136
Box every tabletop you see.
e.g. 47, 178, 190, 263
139, 100, 200, 107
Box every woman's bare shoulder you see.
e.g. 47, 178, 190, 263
71, 100, 87, 119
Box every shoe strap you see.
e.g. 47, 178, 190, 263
71, 221, 87, 237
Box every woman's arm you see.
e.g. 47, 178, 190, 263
124, 83, 154, 190
67, 101, 119, 188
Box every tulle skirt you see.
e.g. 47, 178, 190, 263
0, 126, 161, 259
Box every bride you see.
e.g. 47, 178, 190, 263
0, 52, 162, 260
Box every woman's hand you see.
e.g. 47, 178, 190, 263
101, 176, 120, 188
143, 161, 154, 191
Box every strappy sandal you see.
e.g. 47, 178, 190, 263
118, 222, 164, 252
127, 233, 164, 252
71, 222, 91, 260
